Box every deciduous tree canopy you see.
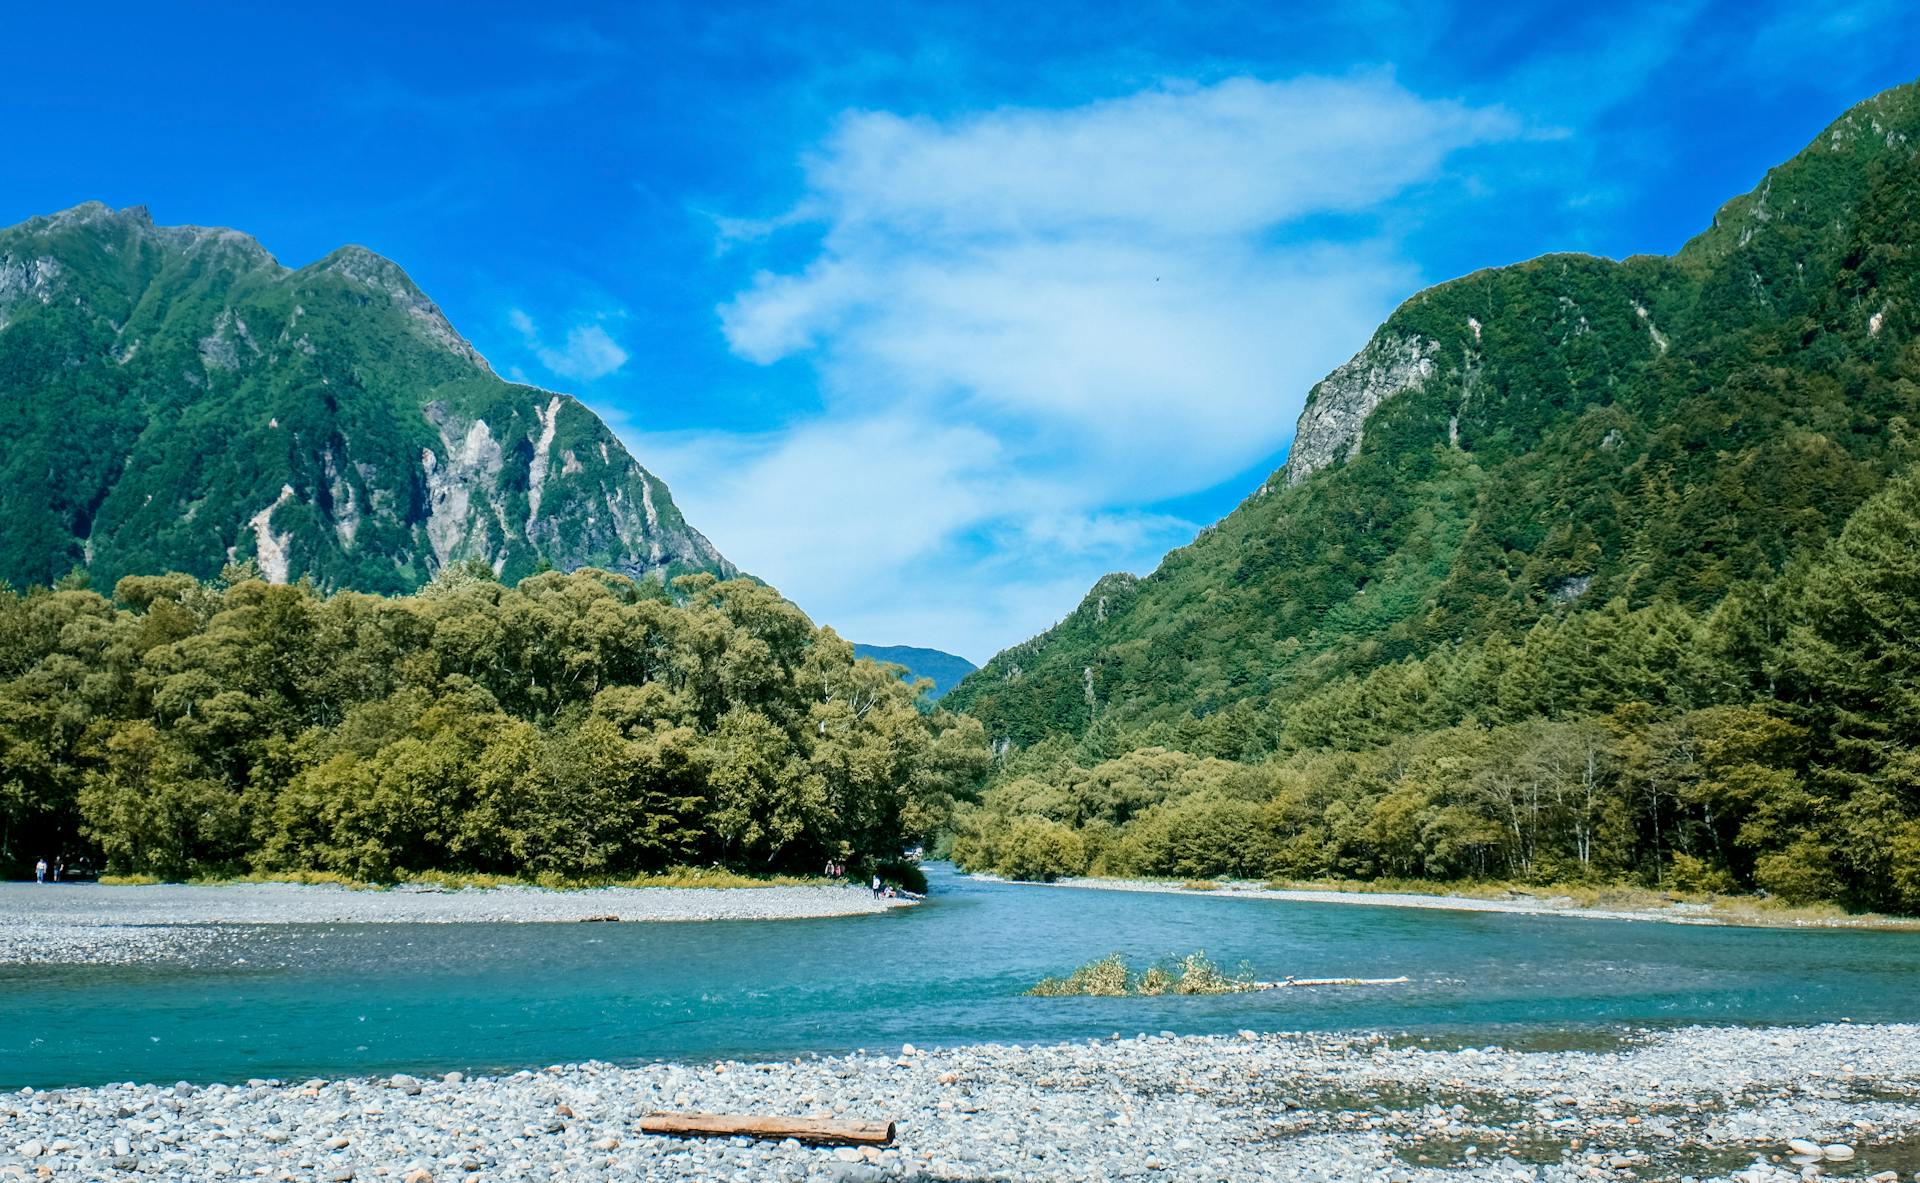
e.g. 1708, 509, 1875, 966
0, 566, 989, 881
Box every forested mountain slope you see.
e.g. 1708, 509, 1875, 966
0, 203, 732, 592
949, 80, 1919, 751
945, 81, 1920, 912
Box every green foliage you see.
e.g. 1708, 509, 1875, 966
1026, 951, 1256, 997
1026, 953, 1131, 997
953, 472, 1920, 911
953, 814, 1087, 882
0, 570, 988, 880
946, 84, 1920, 914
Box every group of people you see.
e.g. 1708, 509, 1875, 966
822, 860, 901, 899
817, 856, 921, 902
34, 858, 64, 883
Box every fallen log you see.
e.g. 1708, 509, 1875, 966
638, 1112, 896, 1146
1253, 975, 1411, 989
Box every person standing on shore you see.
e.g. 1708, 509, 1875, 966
35, 858, 46, 884
871, 874, 882, 898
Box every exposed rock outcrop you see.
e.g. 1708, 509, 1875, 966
1283, 334, 1439, 486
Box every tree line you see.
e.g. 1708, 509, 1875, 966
0, 563, 990, 881
952, 466, 1920, 914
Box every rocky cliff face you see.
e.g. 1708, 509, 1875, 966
0, 202, 734, 591
1283, 334, 1439, 485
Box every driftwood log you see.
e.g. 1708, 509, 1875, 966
639, 1112, 896, 1146
1253, 975, 1411, 989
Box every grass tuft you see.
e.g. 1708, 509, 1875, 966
1027, 952, 1132, 997
1027, 950, 1256, 997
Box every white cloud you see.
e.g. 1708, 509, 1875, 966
663, 74, 1517, 660
791, 74, 1511, 238
510, 308, 631, 381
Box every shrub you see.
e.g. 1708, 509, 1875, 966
1027, 953, 1130, 996
1667, 852, 1738, 894
1025, 950, 1256, 996
997, 816, 1088, 882
1753, 838, 1843, 904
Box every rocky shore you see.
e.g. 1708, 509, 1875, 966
5, 1024, 1918, 1182
1018, 877, 1918, 931
0, 882, 910, 966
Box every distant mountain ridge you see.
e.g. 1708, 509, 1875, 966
0, 202, 733, 591
853, 644, 978, 700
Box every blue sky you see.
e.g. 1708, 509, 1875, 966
7, 2, 1915, 662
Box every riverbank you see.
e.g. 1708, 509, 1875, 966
0, 881, 913, 965
1004, 875, 1920, 931
4, 1023, 1917, 1182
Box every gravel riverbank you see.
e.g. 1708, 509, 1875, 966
0, 882, 911, 965
4, 1024, 1917, 1183
1016, 877, 1918, 931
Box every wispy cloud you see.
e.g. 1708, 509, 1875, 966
510, 309, 631, 382
636, 73, 1519, 660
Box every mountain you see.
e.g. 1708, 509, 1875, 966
947, 79, 1920, 752
853, 644, 979, 700
941, 81, 1920, 911
0, 202, 733, 592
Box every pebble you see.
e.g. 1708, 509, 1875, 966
2, 1023, 1917, 1182
0, 881, 914, 966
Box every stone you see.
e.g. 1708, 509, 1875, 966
12, 1143, 40, 1160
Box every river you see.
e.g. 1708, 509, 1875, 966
6, 865, 1920, 1088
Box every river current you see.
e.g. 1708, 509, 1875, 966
6, 865, 1920, 1088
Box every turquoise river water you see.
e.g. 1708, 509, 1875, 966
6, 865, 1920, 1089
